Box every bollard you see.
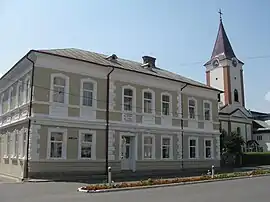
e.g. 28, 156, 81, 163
211, 165, 215, 179
108, 166, 112, 186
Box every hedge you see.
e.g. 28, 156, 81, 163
242, 152, 270, 166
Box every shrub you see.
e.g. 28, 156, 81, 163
243, 152, 270, 166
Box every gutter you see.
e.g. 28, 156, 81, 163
180, 84, 188, 169
105, 67, 115, 182
24, 52, 36, 180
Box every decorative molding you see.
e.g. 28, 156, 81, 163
108, 130, 115, 160
109, 81, 116, 111
215, 136, 221, 160
29, 124, 41, 161
176, 132, 182, 159
177, 91, 182, 118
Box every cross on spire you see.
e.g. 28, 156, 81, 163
218, 9, 223, 21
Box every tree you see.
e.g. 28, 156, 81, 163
224, 131, 245, 155
220, 129, 245, 167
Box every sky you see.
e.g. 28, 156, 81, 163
0, 0, 270, 112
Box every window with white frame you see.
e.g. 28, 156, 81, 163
188, 98, 196, 119
17, 82, 23, 106
204, 139, 213, 159
143, 91, 153, 114
52, 76, 66, 103
161, 136, 172, 159
25, 78, 30, 103
203, 101, 211, 121
9, 87, 14, 110
48, 130, 66, 159
189, 138, 198, 159
79, 131, 96, 159
143, 135, 154, 159
82, 81, 94, 107
123, 88, 133, 111
161, 93, 171, 116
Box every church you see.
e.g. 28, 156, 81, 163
204, 12, 254, 151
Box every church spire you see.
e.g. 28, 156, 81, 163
211, 10, 236, 59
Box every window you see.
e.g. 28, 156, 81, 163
189, 137, 198, 159
257, 135, 262, 141
48, 128, 67, 159
123, 88, 133, 111
143, 135, 155, 159
236, 127, 241, 135
143, 91, 153, 114
79, 131, 96, 159
203, 101, 211, 121
161, 93, 171, 116
17, 82, 23, 106
161, 136, 172, 159
25, 78, 30, 103
217, 94, 221, 102
204, 139, 213, 159
82, 82, 94, 107
188, 98, 196, 119
9, 87, 14, 110
234, 89, 239, 102
53, 77, 65, 103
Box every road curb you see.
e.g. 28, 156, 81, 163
77, 174, 270, 194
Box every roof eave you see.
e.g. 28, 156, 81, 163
34, 50, 222, 93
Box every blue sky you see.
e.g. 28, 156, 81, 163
1, 0, 270, 112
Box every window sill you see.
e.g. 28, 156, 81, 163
18, 156, 26, 160
142, 158, 156, 161
10, 155, 17, 160
78, 157, 96, 160
204, 157, 214, 160
3, 155, 9, 159
188, 157, 199, 160
160, 158, 173, 161
46, 157, 66, 160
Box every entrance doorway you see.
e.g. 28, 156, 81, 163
120, 134, 136, 171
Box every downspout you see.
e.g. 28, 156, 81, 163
24, 52, 36, 180
105, 67, 115, 182
180, 83, 188, 170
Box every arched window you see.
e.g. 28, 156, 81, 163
236, 127, 241, 135
234, 89, 239, 102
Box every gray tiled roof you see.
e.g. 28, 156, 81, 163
36, 48, 220, 91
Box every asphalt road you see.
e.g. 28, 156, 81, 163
0, 176, 270, 202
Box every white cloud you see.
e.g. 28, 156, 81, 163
265, 92, 270, 102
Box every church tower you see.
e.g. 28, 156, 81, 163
204, 11, 245, 108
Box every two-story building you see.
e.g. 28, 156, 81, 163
0, 48, 221, 180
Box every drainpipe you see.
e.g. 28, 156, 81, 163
180, 83, 188, 170
105, 67, 115, 182
24, 52, 36, 180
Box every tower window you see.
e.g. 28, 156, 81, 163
234, 89, 239, 102
236, 127, 241, 135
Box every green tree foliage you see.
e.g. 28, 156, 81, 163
220, 129, 245, 155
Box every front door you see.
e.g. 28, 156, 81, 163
121, 136, 134, 170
